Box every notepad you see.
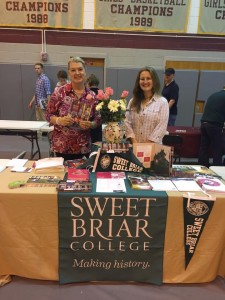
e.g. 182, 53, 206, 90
96, 178, 126, 193
11, 167, 32, 173
6, 159, 28, 167
149, 180, 177, 191
172, 179, 203, 192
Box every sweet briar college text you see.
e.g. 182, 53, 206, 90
69, 196, 157, 252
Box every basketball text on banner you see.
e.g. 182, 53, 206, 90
0, 0, 83, 29
198, 2, 225, 35
58, 187, 168, 284
183, 193, 216, 269
95, 0, 191, 33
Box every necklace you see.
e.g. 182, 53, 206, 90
75, 90, 84, 95
144, 94, 153, 101
141, 95, 152, 109
74, 89, 84, 99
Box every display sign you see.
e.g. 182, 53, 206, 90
183, 193, 215, 268
95, 0, 190, 33
0, 0, 83, 29
58, 191, 168, 284
198, 2, 225, 35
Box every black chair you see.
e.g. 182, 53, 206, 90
162, 134, 183, 163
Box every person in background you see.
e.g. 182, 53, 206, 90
86, 73, 100, 95
162, 68, 179, 126
46, 57, 101, 161
125, 66, 169, 144
55, 70, 68, 90
198, 87, 225, 168
28, 62, 51, 121
86, 73, 102, 143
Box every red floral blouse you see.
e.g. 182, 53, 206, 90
46, 83, 101, 155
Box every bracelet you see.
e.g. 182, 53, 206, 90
56, 117, 61, 125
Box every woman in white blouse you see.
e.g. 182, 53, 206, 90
125, 67, 169, 144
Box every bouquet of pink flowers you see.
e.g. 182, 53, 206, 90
96, 87, 129, 123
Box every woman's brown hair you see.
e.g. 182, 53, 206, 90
131, 67, 161, 113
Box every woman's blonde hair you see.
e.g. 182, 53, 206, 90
68, 56, 86, 69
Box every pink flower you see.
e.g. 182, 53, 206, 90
86, 94, 93, 101
97, 89, 104, 100
121, 90, 129, 98
103, 93, 110, 100
105, 87, 114, 96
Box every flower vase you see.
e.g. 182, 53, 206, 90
102, 122, 125, 143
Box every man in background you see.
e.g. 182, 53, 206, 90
162, 68, 179, 126
198, 87, 225, 168
28, 62, 51, 121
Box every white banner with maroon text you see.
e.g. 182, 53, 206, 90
94, 0, 191, 33
0, 0, 83, 29
198, 1, 225, 35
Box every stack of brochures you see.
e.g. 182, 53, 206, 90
26, 175, 61, 187
57, 165, 91, 192
56, 180, 92, 192
34, 157, 65, 173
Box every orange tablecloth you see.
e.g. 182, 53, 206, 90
0, 164, 224, 285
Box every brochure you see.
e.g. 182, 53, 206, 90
196, 176, 225, 193
26, 175, 61, 187
96, 171, 126, 179
39, 98, 48, 110
172, 179, 203, 192
96, 178, 126, 193
67, 168, 89, 181
56, 180, 92, 192
6, 159, 28, 167
128, 175, 152, 190
11, 166, 32, 173
149, 179, 177, 191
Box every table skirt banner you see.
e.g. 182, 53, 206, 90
58, 192, 168, 285
183, 193, 215, 269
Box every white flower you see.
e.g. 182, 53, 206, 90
108, 100, 119, 112
96, 87, 129, 122
119, 100, 126, 111
96, 102, 103, 111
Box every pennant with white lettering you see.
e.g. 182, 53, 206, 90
183, 193, 216, 268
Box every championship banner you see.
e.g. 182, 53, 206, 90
183, 193, 216, 268
94, 0, 191, 33
58, 191, 168, 284
0, 0, 83, 29
198, 2, 225, 35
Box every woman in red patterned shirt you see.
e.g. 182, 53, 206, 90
46, 57, 101, 160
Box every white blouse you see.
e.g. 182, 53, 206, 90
125, 94, 169, 144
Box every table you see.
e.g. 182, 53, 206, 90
0, 120, 48, 159
0, 164, 224, 285
40, 123, 54, 156
167, 126, 201, 158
